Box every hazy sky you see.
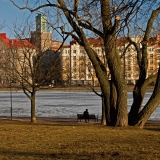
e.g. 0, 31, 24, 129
0, 0, 34, 38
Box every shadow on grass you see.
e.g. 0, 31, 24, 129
144, 127, 160, 132
0, 148, 118, 160
0, 119, 101, 127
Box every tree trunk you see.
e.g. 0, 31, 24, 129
100, 0, 128, 127
31, 90, 36, 123
110, 81, 117, 125
128, 83, 147, 125
105, 35, 128, 127
101, 95, 106, 125
128, 45, 148, 125
135, 66, 160, 128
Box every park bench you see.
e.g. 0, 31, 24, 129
77, 114, 98, 122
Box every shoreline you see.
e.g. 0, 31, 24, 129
0, 116, 160, 125
0, 85, 154, 91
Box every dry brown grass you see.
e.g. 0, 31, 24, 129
0, 120, 160, 160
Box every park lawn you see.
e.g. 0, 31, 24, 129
0, 120, 160, 160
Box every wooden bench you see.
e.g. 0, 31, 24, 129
77, 114, 98, 122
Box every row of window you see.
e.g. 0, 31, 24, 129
72, 74, 92, 79
65, 48, 103, 54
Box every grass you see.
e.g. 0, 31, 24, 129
0, 120, 160, 160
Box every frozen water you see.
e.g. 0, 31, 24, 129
0, 90, 159, 120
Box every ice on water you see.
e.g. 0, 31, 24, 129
0, 90, 159, 120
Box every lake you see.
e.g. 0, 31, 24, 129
0, 90, 159, 120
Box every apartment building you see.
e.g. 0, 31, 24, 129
61, 36, 160, 86
0, 33, 35, 87
61, 38, 105, 86
1, 13, 160, 87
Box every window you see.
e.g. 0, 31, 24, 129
66, 63, 69, 66
148, 47, 154, 51
157, 49, 160, 53
150, 54, 153, 58
88, 74, 92, 78
73, 62, 76, 66
80, 50, 85, 53
121, 61, 124, 65
73, 50, 76, 53
150, 67, 153, 70
80, 68, 85, 72
88, 67, 91, 72
66, 56, 69, 60
79, 56, 83, 60
73, 56, 76, 60
80, 74, 85, 78
80, 62, 84, 66
150, 60, 153, 64
73, 75, 76, 79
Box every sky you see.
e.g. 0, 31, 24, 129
0, 0, 67, 42
0, 0, 35, 38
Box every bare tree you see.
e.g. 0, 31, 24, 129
10, 0, 160, 127
2, 23, 63, 122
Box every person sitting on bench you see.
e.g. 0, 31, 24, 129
83, 109, 89, 122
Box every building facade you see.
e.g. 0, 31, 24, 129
61, 38, 105, 86
31, 14, 62, 52
0, 33, 35, 87
61, 36, 160, 86
1, 14, 160, 87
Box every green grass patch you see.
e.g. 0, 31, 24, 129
0, 120, 160, 160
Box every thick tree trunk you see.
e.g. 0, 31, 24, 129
128, 45, 148, 125
128, 84, 147, 125
135, 66, 160, 128
100, 0, 128, 127
105, 35, 128, 127
115, 84, 128, 127
31, 91, 36, 123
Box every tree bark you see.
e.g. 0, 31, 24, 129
31, 90, 36, 123
128, 83, 147, 125
101, 95, 106, 125
101, 0, 128, 127
110, 81, 117, 125
135, 66, 160, 128
104, 35, 128, 127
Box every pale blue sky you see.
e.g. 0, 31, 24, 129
0, 0, 64, 41
0, 0, 34, 38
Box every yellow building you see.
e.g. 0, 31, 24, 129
61, 38, 105, 86
0, 33, 35, 87
61, 36, 160, 86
